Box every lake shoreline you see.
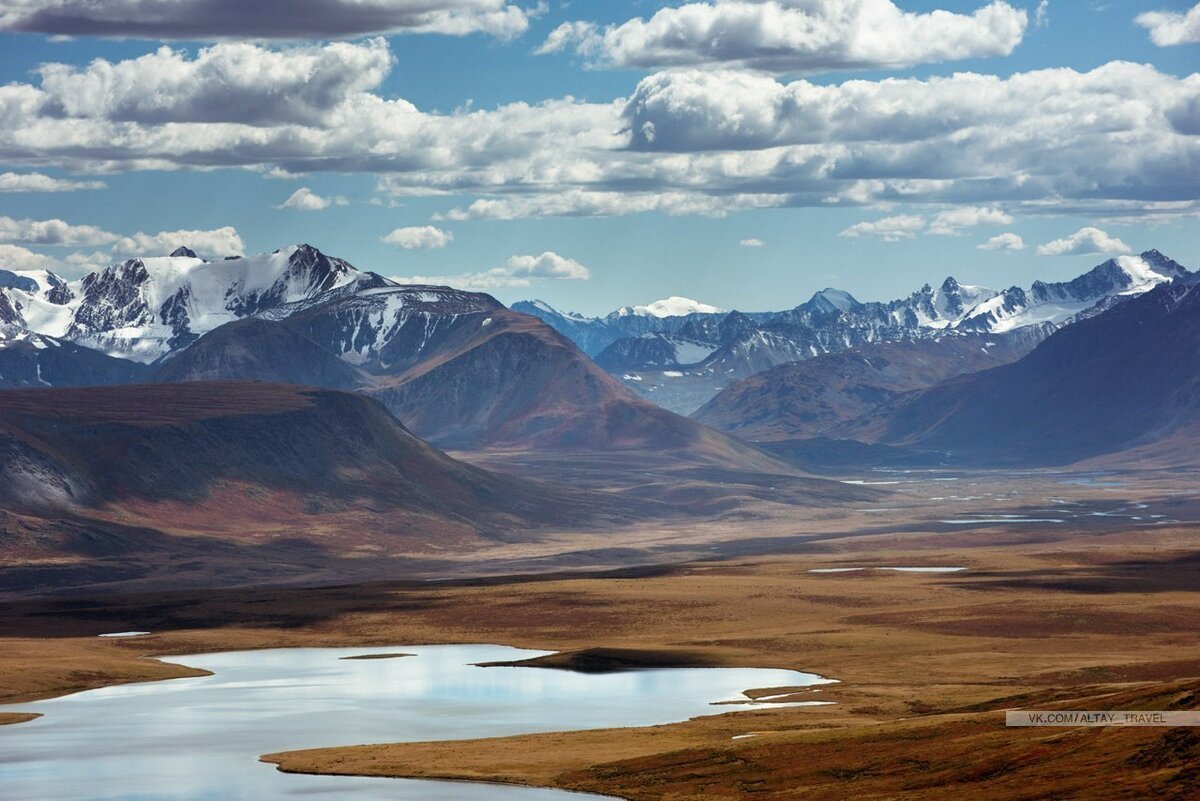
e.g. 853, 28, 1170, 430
259, 756, 629, 801
0, 712, 40, 726
2, 508, 1198, 799
2, 643, 817, 801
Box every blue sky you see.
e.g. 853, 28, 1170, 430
0, 0, 1197, 315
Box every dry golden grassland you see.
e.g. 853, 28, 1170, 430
2, 472, 1198, 799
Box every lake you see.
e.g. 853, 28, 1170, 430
0, 644, 832, 800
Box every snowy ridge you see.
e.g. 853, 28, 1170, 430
525, 299, 589, 321
522, 250, 1190, 416
958, 251, 1186, 334
277, 283, 503, 370
0, 244, 371, 362
611, 296, 726, 319
808, 289, 861, 314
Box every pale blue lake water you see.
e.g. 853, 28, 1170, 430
0, 644, 831, 800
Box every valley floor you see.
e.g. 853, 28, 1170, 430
1, 468, 1198, 799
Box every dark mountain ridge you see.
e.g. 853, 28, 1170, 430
693, 332, 1043, 441
0, 381, 604, 528
839, 275, 1200, 466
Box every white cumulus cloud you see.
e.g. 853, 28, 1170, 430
540, 0, 1027, 73
0, 216, 244, 259
0, 171, 104, 192
839, 214, 926, 241
0, 242, 61, 271
110, 227, 246, 259
928, 206, 1013, 235
37, 39, 394, 126
0, 216, 117, 247
1136, 3, 1200, 46
279, 187, 349, 211
382, 225, 454, 249
1036, 227, 1132, 256
433, 190, 786, 220
978, 232, 1025, 250
63, 250, 112, 270
0, 224, 243, 272
0, 41, 1193, 223
1, 249, 113, 275
740, 238, 765, 247
393, 251, 591, 290
501, 252, 590, 281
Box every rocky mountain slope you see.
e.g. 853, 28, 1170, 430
693, 332, 1042, 441
955, 250, 1188, 333
0, 381, 671, 594
0, 329, 149, 388
361, 311, 782, 468
839, 275, 1200, 466
0, 382, 626, 534
3, 243, 1189, 469
151, 318, 372, 390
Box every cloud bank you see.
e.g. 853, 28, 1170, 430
540, 0, 1026, 73
978, 232, 1025, 250
0, 171, 104, 192
0, 216, 244, 259
0, 0, 530, 39
841, 206, 1013, 240
1036, 227, 1131, 257
393, 251, 590, 289
0, 39, 1193, 222
382, 225, 454, 249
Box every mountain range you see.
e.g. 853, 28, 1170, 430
520, 250, 1188, 414
0, 243, 1193, 474
835, 273, 1200, 467
0, 381, 661, 594
1, 241, 1196, 593
692, 333, 1041, 442
0, 244, 781, 471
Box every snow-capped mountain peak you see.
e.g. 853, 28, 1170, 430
960, 250, 1187, 334
528, 299, 560, 315
1113, 251, 1188, 289
0, 243, 369, 362
806, 288, 860, 313
931, 277, 997, 323
613, 296, 726, 319
524, 299, 589, 321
